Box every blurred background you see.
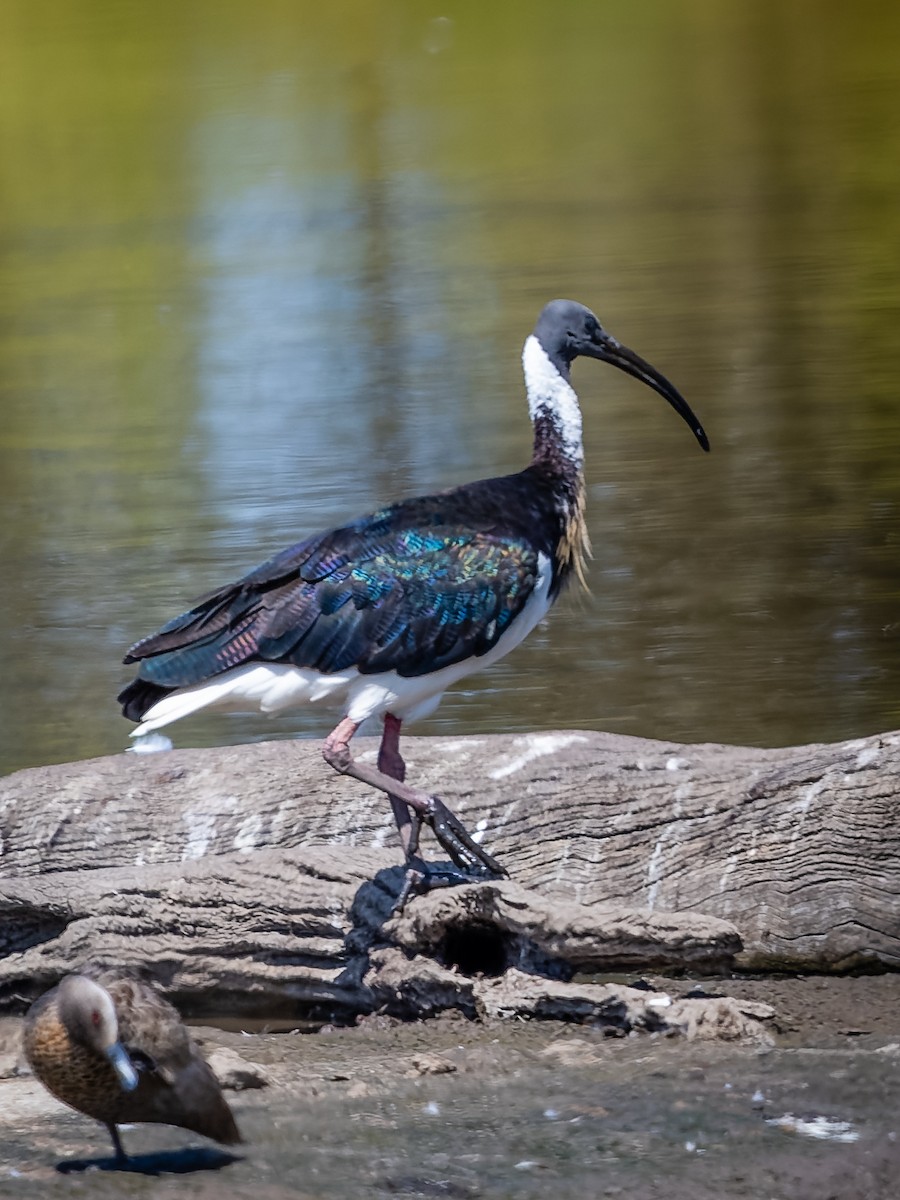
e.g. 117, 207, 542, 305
2, 0, 900, 776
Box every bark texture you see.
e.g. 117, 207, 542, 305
0, 726, 896, 1019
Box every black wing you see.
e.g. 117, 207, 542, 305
121, 502, 543, 705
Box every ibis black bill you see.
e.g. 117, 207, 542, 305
590, 332, 709, 452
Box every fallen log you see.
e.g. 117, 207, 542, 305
0, 856, 739, 1017
0, 727, 896, 1019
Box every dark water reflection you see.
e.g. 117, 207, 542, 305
2, 1, 900, 775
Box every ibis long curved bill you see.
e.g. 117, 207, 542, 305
586, 329, 709, 452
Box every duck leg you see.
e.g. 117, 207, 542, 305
322, 716, 505, 878
106, 1123, 128, 1165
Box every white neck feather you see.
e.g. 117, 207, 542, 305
522, 335, 584, 466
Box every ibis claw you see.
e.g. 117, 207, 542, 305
427, 798, 507, 879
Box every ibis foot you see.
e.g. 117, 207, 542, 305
427, 796, 506, 879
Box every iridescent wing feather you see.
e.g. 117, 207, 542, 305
123, 508, 541, 689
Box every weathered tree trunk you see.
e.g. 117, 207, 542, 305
0, 728, 896, 1018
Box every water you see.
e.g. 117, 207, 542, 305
3, 0, 900, 776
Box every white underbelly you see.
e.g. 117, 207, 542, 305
131, 553, 554, 736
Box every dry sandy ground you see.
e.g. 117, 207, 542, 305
0, 974, 898, 1200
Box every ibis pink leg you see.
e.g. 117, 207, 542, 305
321, 716, 504, 877
377, 714, 421, 859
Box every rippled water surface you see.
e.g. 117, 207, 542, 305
3, 0, 900, 775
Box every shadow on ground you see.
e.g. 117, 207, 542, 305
56, 1147, 243, 1176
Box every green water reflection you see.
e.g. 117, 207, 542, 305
2, 0, 900, 775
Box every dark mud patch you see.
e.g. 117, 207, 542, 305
1, 974, 899, 1199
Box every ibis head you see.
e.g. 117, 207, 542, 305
532, 299, 709, 452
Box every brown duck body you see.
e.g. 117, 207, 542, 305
24, 972, 241, 1151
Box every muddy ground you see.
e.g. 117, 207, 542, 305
0, 973, 898, 1200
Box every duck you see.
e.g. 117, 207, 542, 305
23, 971, 241, 1163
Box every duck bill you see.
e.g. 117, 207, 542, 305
590, 333, 709, 451
105, 1042, 139, 1092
